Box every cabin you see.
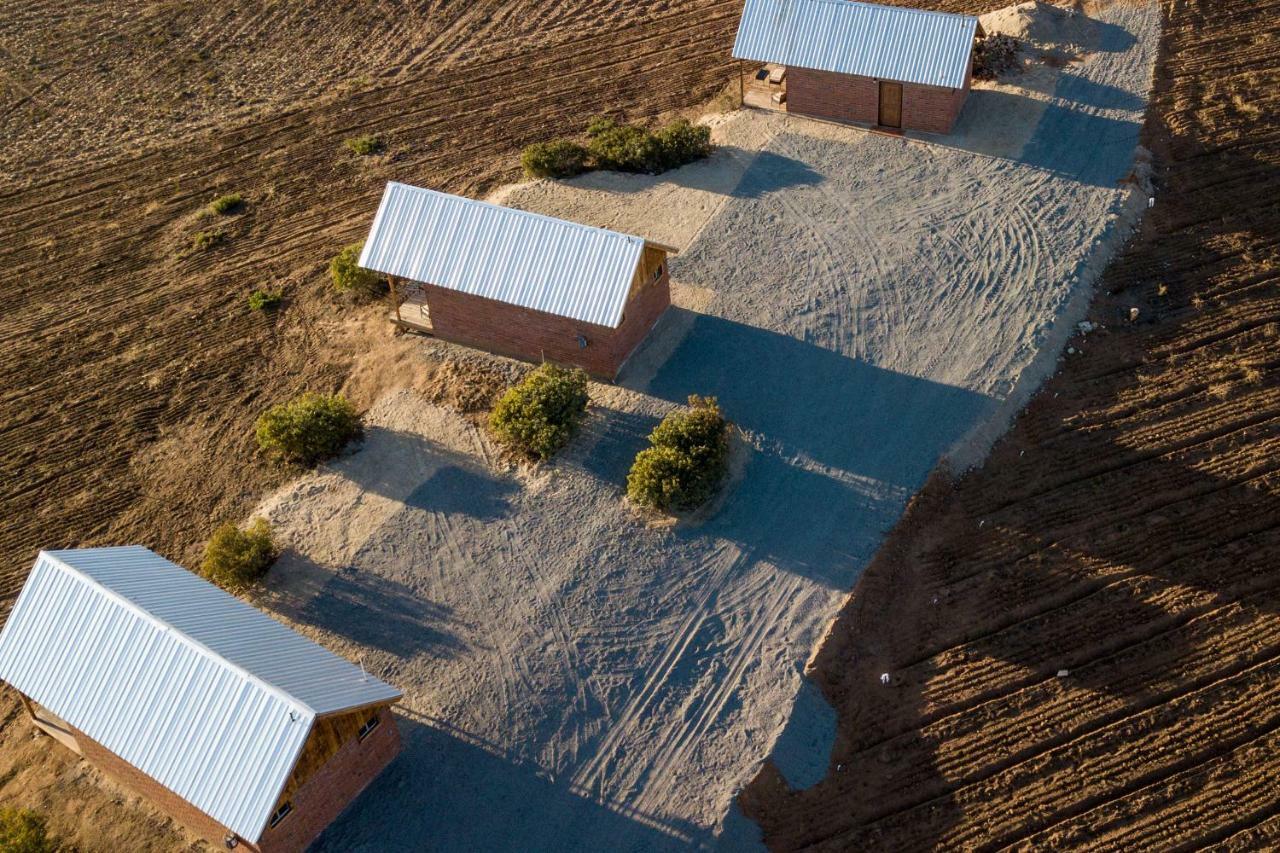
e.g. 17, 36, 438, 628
733, 0, 982, 134
358, 182, 675, 380
0, 547, 402, 853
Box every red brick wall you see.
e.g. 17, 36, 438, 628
258, 705, 402, 853
788, 68, 879, 125
59, 702, 401, 853
422, 266, 670, 379
70, 720, 251, 851
786, 58, 972, 134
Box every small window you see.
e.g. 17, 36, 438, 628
652, 264, 663, 281
357, 714, 380, 741
268, 801, 293, 829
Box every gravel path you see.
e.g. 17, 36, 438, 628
257, 4, 1160, 849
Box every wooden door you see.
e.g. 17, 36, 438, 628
878, 81, 902, 128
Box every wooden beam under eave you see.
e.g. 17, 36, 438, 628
387, 274, 402, 323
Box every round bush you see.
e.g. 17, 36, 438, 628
653, 119, 712, 170
0, 809, 51, 853
627, 395, 728, 511
255, 392, 360, 465
329, 243, 382, 299
201, 518, 275, 592
489, 363, 589, 460
588, 121, 664, 173
247, 288, 283, 312
208, 192, 244, 215
521, 140, 589, 179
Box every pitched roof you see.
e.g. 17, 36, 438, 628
358, 182, 650, 328
0, 547, 400, 842
732, 0, 979, 90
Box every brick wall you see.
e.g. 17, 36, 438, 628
423, 264, 671, 379
786, 57, 972, 134
258, 704, 402, 853
788, 68, 880, 125
61, 702, 401, 853
71, 720, 249, 851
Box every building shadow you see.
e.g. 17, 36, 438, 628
931, 87, 1143, 187
1052, 75, 1147, 112
403, 463, 515, 521
637, 311, 992, 490
271, 551, 468, 660
1091, 15, 1140, 53
553, 146, 823, 200
1017, 104, 1143, 187
335, 426, 516, 521
726, 150, 824, 199
619, 310, 991, 585
315, 712, 710, 852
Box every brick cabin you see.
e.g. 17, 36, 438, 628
359, 182, 675, 380
734, 0, 982, 135
0, 547, 403, 853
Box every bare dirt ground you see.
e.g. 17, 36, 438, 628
740, 0, 1280, 849
247, 4, 1160, 849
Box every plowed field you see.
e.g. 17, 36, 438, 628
0, 0, 756, 596
740, 0, 1280, 848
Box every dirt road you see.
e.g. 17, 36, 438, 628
741, 0, 1280, 848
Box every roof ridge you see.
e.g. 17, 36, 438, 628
782, 0, 978, 23
40, 549, 319, 717
390, 182, 649, 245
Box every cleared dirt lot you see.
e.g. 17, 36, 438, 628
250, 5, 1159, 848
740, 0, 1280, 848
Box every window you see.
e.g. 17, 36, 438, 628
268, 801, 293, 829
652, 264, 663, 281
357, 713, 380, 741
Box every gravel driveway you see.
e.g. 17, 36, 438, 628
257, 3, 1160, 849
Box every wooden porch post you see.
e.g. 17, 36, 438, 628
387, 274, 402, 323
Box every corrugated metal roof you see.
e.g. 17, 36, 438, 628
0, 547, 401, 842
732, 0, 979, 90
358, 182, 647, 328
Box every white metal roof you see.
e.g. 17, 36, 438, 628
732, 0, 979, 90
0, 547, 401, 842
358, 182, 647, 328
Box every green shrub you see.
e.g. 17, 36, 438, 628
588, 121, 664, 173
489, 363, 590, 460
247, 288, 283, 312
208, 192, 244, 215
201, 518, 275, 592
329, 243, 382, 299
192, 229, 224, 251
344, 134, 384, 156
521, 139, 589, 179
0, 808, 52, 853
627, 395, 728, 511
585, 118, 712, 174
255, 392, 361, 465
653, 119, 713, 170
586, 116, 619, 138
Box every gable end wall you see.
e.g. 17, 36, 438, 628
785, 55, 972, 134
